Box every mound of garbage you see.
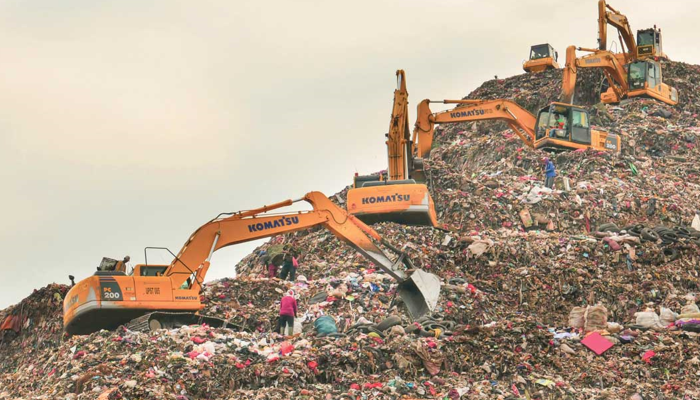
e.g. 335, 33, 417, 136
3, 62, 700, 399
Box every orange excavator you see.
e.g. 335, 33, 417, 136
63, 191, 441, 335
413, 98, 620, 153
346, 70, 438, 227
561, 45, 678, 106
523, 43, 560, 73
597, 0, 667, 62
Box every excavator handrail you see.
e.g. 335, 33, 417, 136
143, 247, 179, 267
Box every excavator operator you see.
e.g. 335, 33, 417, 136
548, 113, 567, 138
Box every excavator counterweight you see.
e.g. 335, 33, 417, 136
63, 192, 441, 335
347, 180, 437, 226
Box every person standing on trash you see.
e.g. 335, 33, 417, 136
279, 252, 296, 281
543, 157, 556, 189
259, 251, 277, 279
277, 289, 297, 336
292, 250, 299, 276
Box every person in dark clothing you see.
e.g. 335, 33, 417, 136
544, 158, 556, 189
279, 253, 296, 281
276, 290, 298, 336
259, 251, 277, 278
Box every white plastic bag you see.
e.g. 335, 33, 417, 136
681, 302, 700, 315
293, 318, 303, 334
659, 307, 678, 326
634, 310, 664, 330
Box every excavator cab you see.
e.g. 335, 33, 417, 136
626, 60, 678, 105
636, 27, 663, 59
523, 43, 560, 73
534, 103, 620, 152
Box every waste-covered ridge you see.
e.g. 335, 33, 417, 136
3, 62, 700, 399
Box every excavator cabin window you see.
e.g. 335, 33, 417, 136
570, 109, 591, 145
529, 44, 553, 61
139, 266, 168, 276
637, 30, 657, 46
628, 61, 649, 90
535, 106, 568, 140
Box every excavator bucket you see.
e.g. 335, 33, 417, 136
346, 181, 438, 227
397, 269, 442, 320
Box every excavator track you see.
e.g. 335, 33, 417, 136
125, 312, 241, 332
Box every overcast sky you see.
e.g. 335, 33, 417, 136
1, 0, 698, 308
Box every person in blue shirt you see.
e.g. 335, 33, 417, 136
544, 158, 556, 188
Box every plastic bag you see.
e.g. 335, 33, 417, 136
634, 310, 664, 330
681, 302, 700, 315
314, 316, 338, 336
293, 319, 303, 334
659, 307, 678, 326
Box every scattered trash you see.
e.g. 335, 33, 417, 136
4, 59, 700, 399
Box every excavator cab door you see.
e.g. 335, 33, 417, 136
627, 61, 647, 90
569, 108, 592, 145
647, 62, 660, 89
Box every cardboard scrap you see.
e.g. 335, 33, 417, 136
581, 332, 614, 355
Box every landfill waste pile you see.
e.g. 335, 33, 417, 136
4, 62, 700, 399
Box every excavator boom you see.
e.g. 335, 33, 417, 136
598, 0, 636, 62
561, 45, 628, 105
562, 45, 677, 106
63, 192, 441, 334
414, 99, 620, 153
598, 0, 667, 61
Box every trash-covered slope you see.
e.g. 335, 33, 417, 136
3, 62, 700, 399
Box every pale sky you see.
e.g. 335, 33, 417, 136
1, 0, 699, 308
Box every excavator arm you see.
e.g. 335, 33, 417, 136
386, 70, 412, 182
561, 45, 628, 105
167, 192, 417, 289
598, 0, 636, 62
414, 99, 538, 149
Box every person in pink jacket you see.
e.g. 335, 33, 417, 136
277, 290, 298, 336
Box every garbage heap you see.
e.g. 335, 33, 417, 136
3, 61, 700, 399
0, 284, 68, 374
